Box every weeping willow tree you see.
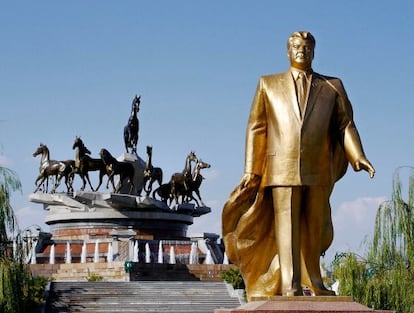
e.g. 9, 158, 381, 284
333, 166, 414, 312
0, 165, 25, 313
0, 166, 21, 253
0, 165, 49, 313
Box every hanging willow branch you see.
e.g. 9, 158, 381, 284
333, 166, 414, 313
0, 166, 21, 258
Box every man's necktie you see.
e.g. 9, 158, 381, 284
296, 72, 307, 116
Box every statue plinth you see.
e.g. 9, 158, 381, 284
29, 191, 210, 240
214, 297, 393, 313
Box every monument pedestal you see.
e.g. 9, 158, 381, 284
214, 297, 393, 313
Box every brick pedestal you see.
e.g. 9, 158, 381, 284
214, 297, 394, 313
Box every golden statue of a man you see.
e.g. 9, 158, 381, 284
222, 31, 375, 300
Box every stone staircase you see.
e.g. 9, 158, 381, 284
45, 281, 242, 313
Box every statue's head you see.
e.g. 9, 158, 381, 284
287, 31, 315, 71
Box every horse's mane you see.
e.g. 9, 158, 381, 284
100, 149, 118, 165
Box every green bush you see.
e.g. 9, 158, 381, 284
0, 259, 50, 313
87, 270, 104, 282
25, 275, 51, 310
221, 267, 245, 290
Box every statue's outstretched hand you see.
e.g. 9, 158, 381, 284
355, 158, 375, 178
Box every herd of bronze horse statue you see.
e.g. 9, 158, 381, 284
33, 137, 211, 207
32, 95, 211, 207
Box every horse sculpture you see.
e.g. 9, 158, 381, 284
143, 145, 163, 196
99, 148, 135, 194
153, 156, 210, 207
72, 136, 107, 191
152, 182, 173, 205
169, 151, 198, 205
123, 95, 141, 154
33, 143, 74, 193
185, 159, 211, 206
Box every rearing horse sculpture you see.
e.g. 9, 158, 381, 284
143, 145, 163, 196
124, 95, 141, 154
72, 136, 107, 191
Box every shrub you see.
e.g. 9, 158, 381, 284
221, 267, 245, 290
0, 259, 50, 313
87, 270, 104, 282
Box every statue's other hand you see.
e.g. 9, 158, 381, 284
225, 173, 261, 213
355, 158, 375, 179
239, 173, 261, 191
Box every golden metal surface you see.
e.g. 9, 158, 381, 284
250, 296, 354, 302
222, 31, 374, 301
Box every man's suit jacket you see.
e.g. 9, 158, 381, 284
244, 70, 367, 187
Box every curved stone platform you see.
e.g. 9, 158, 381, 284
30, 191, 211, 240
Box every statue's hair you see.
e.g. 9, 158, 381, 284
287, 31, 316, 49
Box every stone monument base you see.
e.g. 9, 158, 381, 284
214, 297, 393, 313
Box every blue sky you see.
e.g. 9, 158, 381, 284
1, 1, 413, 264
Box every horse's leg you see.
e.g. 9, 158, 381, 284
95, 170, 104, 191
143, 177, 149, 195
145, 179, 153, 196
34, 175, 45, 193
115, 175, 122, 193
85, 173, 95, 192
110, 174, 117, 192
107, 172, 116, 192
105, 172, 114, 190
42, 176, 48, 193
80, 173, 87, 191
52, 174, 62, 193
67, 169, 76, 192
34, 184, 41, 193
34, 174, 42, 190
80, 173, 91, 191
64, 175, 70, 193
68, 172, 75, 192
51, 175, 58, 193
105, 173, 110, 189
194, 189, 205, 206
170, 181, 177, 205
187, 192, 199, 207
124, 127, 130, 153
156, 174, 162, 188
192, 192, 201, 207
129, 175, 135, 194
168, 191, 174, 207
45, 176, 49, 193
152, 187, 158, 200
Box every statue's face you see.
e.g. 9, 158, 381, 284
287, 37, 314, 70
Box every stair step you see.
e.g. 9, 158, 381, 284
46, 281, 241, 313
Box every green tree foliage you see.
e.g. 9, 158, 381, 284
0, 166, 21, 252
221, 266, 245, 290
0, 259, 50, 313
333, 167, 414, 312
0, 164, 49, 312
